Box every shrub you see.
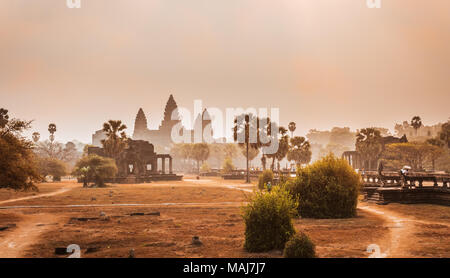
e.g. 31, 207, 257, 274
221, 157, 235, 174
258, 169, 274, 190
38, 157, 67, 181
278, 172, 292, 184
287, 154, 361, 218
0, 111, 41, 191
243, 186, 298, 252
200, 162, 211, 173
72, 155, 117, 187
283, 232, 316, 258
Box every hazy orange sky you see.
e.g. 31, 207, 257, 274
1, 0, 449, 143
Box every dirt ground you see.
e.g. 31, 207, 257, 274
0, 177, 448, 258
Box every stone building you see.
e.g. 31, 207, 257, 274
342, 135, 408, 170
394, 121, 443, 140
132, 94, 213, 151
91, 94, 213, 151
88, 139, 182, 183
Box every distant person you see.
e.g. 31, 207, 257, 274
377, 161, 385, 186
400, 166, 411, 188
266, 182, 272, 192
377, 161, 384, 175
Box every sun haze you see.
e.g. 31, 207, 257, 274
0, 0, 449, 142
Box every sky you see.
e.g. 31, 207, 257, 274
1, 0, 449, 143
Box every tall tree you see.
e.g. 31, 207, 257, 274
0, 108, 41, 190
411, 116, 422, 136
356, 128, 383, 170
288, 122, 296, 138
287, 136, 312, 166
101, 120, 128, 160
261, 154, 267, 170
32, 132, 40, 143
171, 143, 194, 171
191, 143, 210, 173
222, 143, 238, 160
0, 108, 9, 128
266, 126, 289, 171
240, 145, 260, 166
209, 143, 224, 169
383, 142, 442, 171
275, 127, 290, 170
48, 123, 57, 142
439, 121, 450, 148
233, 114, 267, 183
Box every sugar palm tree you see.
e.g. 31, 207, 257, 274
0, 108, 9, 128
265, 126, 287, 171
356, 128, 383, 170
101, 120, 128, 160
288, 122, 296, 138
287, 136, 312, 167
48, 123, 56, 142
233, 114, 267, 183
32, 132, 40, 143
411, 116, 422, 136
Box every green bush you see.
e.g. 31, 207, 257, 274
38, 157, 67, 182
258, 169, 274, 190
200, 162, 211, 173
283, 232, 316, 258
221, 157, 235, 174
72, 155, 117, 187
287, 154, 361, 218
243, 186, 298, 252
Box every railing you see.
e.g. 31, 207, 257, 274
361, 171, 450, 189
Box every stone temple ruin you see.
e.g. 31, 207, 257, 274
340, 134, 450, 206
342, 135, 408, 171
88, 139, 182, 183
92, 94, 213, 152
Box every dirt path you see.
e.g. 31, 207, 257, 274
359, 204, 449, 258
0, 213, 61, 258
0, 188, 72, 205
0, 187, 75, 257
0, 201, 247, 210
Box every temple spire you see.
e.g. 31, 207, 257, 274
133, 108, 148, 138
163, 94, 180, 121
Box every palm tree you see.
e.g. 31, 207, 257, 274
233, 114, 266, 183
288, 122, 296, 138
101, 120, 128, 160
356, 128, 383, 170
264, 126, 288, 171
411, 116, 422, 136
0, 108, 9, 128
287, 136, 312, 167
274, 127, 289, 170
48, 123, 56, 142
32, 132, 40, 143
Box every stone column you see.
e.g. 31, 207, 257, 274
169, 157, 173, 174
161, 157, 166, 174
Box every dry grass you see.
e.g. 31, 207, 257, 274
0, 177, 448, 258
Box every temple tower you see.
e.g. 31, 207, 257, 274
159, 94, 181, 135
193, 109, 213, 143
133, 108, 148, 139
